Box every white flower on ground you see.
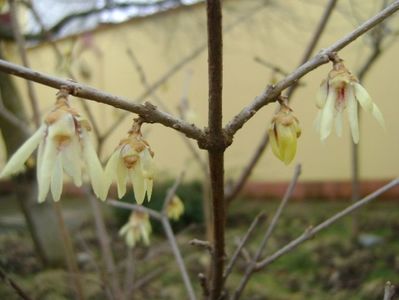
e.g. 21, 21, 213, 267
119, 211, 152, 248
315, 60, 385, 144
105, 119, 154, 204
166, 195, 184, 221
0, 89, 107, 202
269, 102, 301, 165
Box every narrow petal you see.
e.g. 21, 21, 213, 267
145, 179, 153, 201
51, 155, 64, 201
316, 79, 328, 109
126, 231, 135, 248
116, 157, 127, 199
130, 166, 145, 204
269, 127, 282, 161
353, 82, 373, 111
319, 88, 336, 141
119, 223, 130, 236
62, 135, 82, 186
38, 139, 58, 203
371, 103, 385, 129
82, 130, 107, 200
104, 150, 120, 193
278, 125, 297, 165
0, 125, 46, 178
140, 149, 155, 179
335, 111, 343, 137
347, 90, 359, 144
140, 225, 150, 246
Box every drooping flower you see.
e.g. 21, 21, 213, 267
166, 195, 185, 221
269, 102, 301, 165
105, 119, 154, 204
315, 60, 385, 143
0, 89, 107, 202
119, 211, 152, 248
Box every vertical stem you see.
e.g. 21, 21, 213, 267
8, 0, 40, 127
88, 193, 124, 300
53, 202, 85, 300
161, 216, 196, 300
206, 0, 225, 299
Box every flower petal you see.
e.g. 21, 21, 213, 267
130, 166, 145, 204
0, 125, 46, 178
116, 156, 127, 199
335, 110, 343, 137
316, 79, 328, 109
51, 155, 64, 201
38, 139, 58, 203
145, 178, 153, 201
347, 89, 359, 144
371, 103, 385, 129
62, 135, 82, 186
82, 130, 107, 200
319, 88, 336, 141
278, 125, 297, 165
353, 82, 373, 111
104, 150, 120, 192
269, 126, 283, 161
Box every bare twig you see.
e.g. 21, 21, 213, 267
206, 1, 226, 299
231, 164, 301, 300
8, 0, 40, 127
86, 189, 123, 300
161, 216, 197, 300
130, 266, 165, 292
198, 273, 210, 298
0, 268, 32, 300
253, 56, 290, 77
104, 0, 271, 136
124, 249, 135, 296
0, 94, 30, 136
106, 199, 162, 220
383, 281, 395, 300
53, 202, 85, 300
223, 212, 266, 281
225, 0, 337, 203
0, 59, 207, 143
224, 0, 399, 137
255, 178, 399, 271
162, 170, 186, 213
189, 239, 213, 253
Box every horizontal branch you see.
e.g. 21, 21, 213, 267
0, 59, 207, 143
254, 177, 399, 271
224, 0, 399, 137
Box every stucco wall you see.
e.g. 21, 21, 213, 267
2, 0, 399, 183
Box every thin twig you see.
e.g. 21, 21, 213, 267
0, 268, 32, 300
224, 0, 399, 137
383, 281, 395, 300
255, 178, 399, 271
206, 1, 226, 299
198, 273, 210, 298
106, 199, 162, 220
124, 249, 135, 296
223, 211, 266, 282
9, 0, 40, 127
0, 58, 207, 143
161, 216, 197, 300
231, 164, 301, 300
86, 189, 123, 300
162, 170, 186, 213
103, 0, 271, 137
0, 94, 31, 137
225, 0, 337, 203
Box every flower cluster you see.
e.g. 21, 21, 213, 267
0, 90, 106, 202
119, 211, 152, 248
315, 60, 384, 143
166, 195, 185, 221
105, 120, 155, 204
269, 102, 301, 165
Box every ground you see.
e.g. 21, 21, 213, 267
0, 194, 398, 300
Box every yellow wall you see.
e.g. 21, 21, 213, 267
2, 0, 399, 182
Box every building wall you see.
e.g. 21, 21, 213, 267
2, 0, 399, 184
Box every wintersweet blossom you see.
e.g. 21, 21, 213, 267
119, 211, 152, 248
315, 60, 385, 143
0, 90, 106, 202
269, 103, 301, 165
105, 120, 154, 204
166, 195, 184, 221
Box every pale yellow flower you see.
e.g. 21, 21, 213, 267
119, 211, 152, 248
269, 104, 301, 165
0, 91, 106, 202
166, 195, 184, 221
105, 121, 154, 204
315, 61, 384, 144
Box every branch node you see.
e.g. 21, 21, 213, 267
189, 239, 213, 253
